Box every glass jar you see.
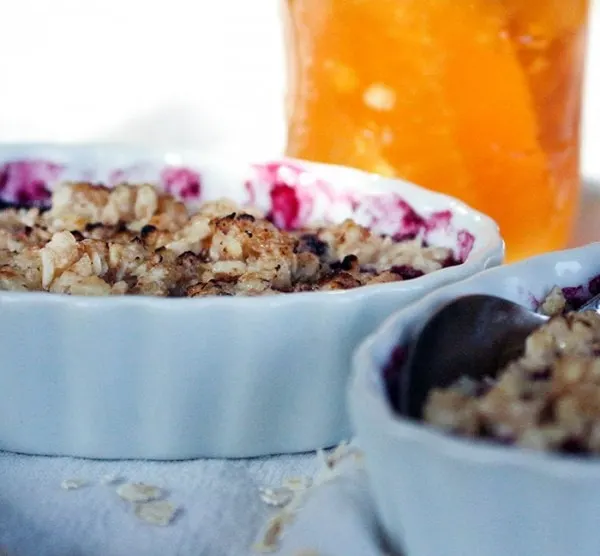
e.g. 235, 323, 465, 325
283, 0, 590, 262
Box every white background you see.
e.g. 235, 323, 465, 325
0, 0, 597, 178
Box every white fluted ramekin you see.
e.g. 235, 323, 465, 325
350, 243, 600, 556
0, 144, 502, 459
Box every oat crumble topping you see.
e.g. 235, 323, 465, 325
424, 287, 600, 454
0, 181, 459, 297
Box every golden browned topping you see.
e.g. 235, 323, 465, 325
0, 182, 457, 297
424, 296, 600, 455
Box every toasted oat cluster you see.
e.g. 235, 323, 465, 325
424, 287, 600, 455
0, 182, 458, 297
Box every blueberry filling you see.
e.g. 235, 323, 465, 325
295, 233, 328, 258
561, 438, 589, 455
392, 232, 418, 242
530, 368, 551, 381
390, 265, 424, 280
330, 255, 359, 272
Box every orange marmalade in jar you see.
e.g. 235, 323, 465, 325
283, 0, 590, 262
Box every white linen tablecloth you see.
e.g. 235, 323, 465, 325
0, 444, 385, 556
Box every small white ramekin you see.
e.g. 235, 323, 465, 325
350, 242, 600, 556
0, 144, 502, 460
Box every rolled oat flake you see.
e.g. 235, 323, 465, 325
134, 500, 178, 526
116, 482, 162, 503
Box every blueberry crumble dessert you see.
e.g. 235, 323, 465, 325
0, 182, 460, 297
423, 287, 600, 454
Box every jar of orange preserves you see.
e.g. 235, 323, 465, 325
283, 0, 590, 262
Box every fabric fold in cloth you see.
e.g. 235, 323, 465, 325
0, 443, 390, 556
275, 459, 386, 556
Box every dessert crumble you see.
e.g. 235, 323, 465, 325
424, 287, 600, 455
0, 181, 460, 297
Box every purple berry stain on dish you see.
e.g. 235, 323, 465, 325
457, 229, 475, 261
426, 210, 453, 231
267, 183, 301, 230
396, 199, 426, 237
160, 167, 202, 201
247, 162, 318, 230
0, 160, 63, 205
108, 165, 145, 187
